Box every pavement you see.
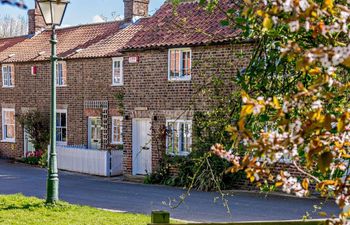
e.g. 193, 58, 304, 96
0, 159, 341, 223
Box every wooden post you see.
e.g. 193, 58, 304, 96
151, 211, 170, 224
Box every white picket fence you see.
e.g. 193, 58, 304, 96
55, 145, 123, 176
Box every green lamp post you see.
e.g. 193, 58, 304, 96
36, 0, 69, 204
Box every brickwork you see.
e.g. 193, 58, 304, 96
124, 0, 150, 22
0, 57, 123, 159
122, 43, 254, 174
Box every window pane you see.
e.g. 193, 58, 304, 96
170, 50, 181, 78
5, 71, 9, 86
8, 66, 12, 86
166, 123, 173, 154
113, 126, 117, 142
184, 123, 191, 152
170, 51, 176, 77
175, 50, 180, 76
180, 51, 191, 76
182, 52, 186, 76
56, 128, 62, 141
61, 113, 66, 127
185, 51, 191, 76
3, 66, 9, 86
56, 113, 61, 126
118, 120, 122, 143
5, 111, 14, 124
112, 118, 123, 143
179, 123, 185, 152
62, 128, 67, 142
173, 123, 179, 154
6, 125, 15, 138
114, 61, 120, 69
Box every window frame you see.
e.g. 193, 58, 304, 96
56, 109, 67, 145
56, 61, 67, 87
168, 48, 192, 81
2, 108, 15, 143
166, 119, 192, 156
2, 64, 15, 88
112, 57, 124, 86
111, 116, 123, 144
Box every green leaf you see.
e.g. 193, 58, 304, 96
235, 17, 246, 24
259, 114, 270, 122
227, 8, 235, 14
220, 20, 230, 26
199, 0, 207, 6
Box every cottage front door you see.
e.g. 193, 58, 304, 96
132, 118, 152, 175
88, 117, 102, 150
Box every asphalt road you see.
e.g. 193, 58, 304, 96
0, 159, 340, 222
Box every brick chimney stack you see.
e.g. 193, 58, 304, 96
124, 0, 150, 23
28, 3, 48, 35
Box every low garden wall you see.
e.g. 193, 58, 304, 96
56, 145, 123, 176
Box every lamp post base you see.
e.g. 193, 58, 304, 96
46, 176, 59, 204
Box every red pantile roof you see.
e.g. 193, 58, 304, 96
0, 21, 123, 63
0, 36, 26, 52
0, 0, 239, 62
124, 0, 240, 50
70, 19, 149, 59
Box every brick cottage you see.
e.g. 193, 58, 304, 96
0, 1, 149, 158
0, 0, 253, 176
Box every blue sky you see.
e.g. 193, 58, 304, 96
2, 0, 165, 26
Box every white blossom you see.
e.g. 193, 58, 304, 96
299, 0, 309, 11
289, 20, 300, 32
311, 100, 323, 110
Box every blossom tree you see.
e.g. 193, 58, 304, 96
200, 0, 350, 223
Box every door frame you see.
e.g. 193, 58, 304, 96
132, 118, 152, 175
88, 116, 102, 149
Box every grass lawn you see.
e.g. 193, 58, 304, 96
0, 194, 169, 225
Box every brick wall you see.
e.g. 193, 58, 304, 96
0, 42, 256, 178
123, 43, 254, 175
0, 57, 123, 159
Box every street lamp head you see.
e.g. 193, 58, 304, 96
36, 0, 69, 27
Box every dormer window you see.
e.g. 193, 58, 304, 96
2, 64, 15, 87
112, 57, 123, 86
168, 48, 191, 81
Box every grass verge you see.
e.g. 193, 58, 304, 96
0, 194, 162, 225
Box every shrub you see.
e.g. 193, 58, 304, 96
145, 152, 246, 191
21, 149, 47, 167
17, 110, 50, 151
